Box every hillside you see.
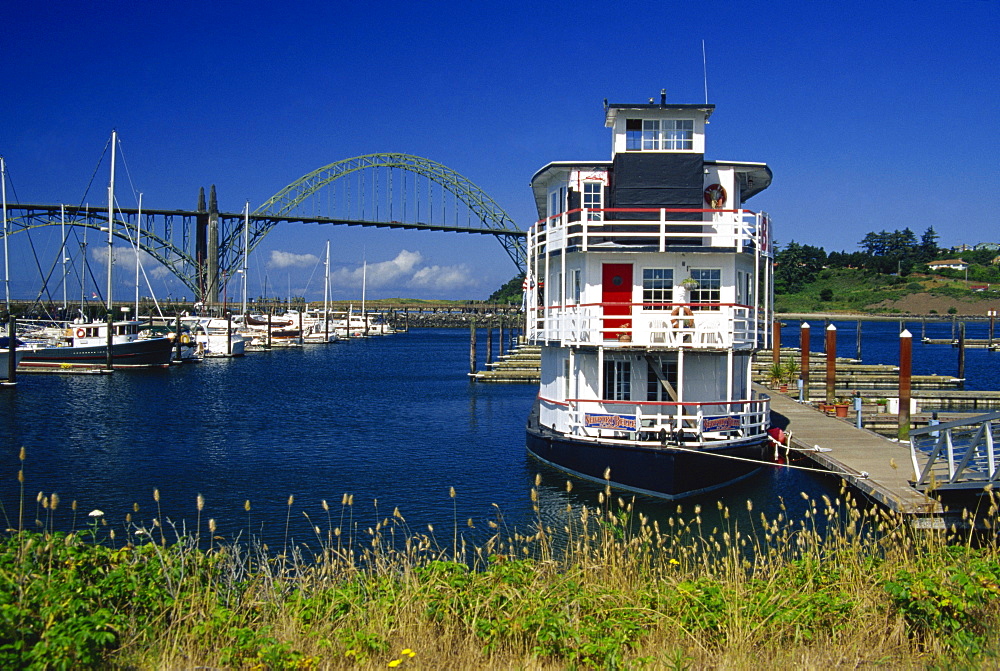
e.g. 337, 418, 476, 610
775, 267, 1000, 316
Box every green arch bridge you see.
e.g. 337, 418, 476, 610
3, 153, 526, 303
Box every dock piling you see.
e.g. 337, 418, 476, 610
106, 312, 113, 370
856, 319, 862, 361
469, 318, 477, 378
957, 322, 966, 386
825, 324, 837, 405
800, 322, 811, 401
7, 316, 16, 384
899, 329, 912, 441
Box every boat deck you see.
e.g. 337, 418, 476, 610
763, 384, 945, 525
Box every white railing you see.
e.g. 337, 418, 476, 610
530, 207, 768, 254
910, 411, 1000, 491
528, 303, 764, 350
541, 395, 770, 447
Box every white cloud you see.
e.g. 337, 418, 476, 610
329, 249, 478, 293
330, 250, 421, 289
268, 250, 319, 269
409, 264, 477, 290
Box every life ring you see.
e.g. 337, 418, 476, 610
704, 183, 727, 209
180, 334, 191, 345
75, 328, 86, 338
670, 306, 694, 329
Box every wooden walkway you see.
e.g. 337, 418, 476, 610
764, 384, 945, 525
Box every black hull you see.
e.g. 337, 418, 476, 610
19, 338, 174, 369
526, 426, 767, 500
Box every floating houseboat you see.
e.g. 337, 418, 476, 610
524, 92, 775, 499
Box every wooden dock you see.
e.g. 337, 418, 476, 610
471, 344, 541, 383
764, 384, 946, 526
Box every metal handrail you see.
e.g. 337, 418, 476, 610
909, 411, 1000, 490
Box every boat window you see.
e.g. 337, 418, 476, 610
582, 182, 603, 220
663, 119, 694, 150
563, 358, 571, 400
646, 359, 678, 402
603, 360, 631, 401
689, 268, 721, 310
629, 119, 694, 151
568, 269, 581, 305
548, 186, 567, 220
642, 269, 673, 310
625, 118, 642, 150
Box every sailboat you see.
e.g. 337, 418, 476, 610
303, 240, 340, 343
19, 131, 175, 371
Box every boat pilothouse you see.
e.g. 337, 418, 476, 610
525, 93, 775, 499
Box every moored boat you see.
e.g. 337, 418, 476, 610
18, 319, 174, 369
524, 92, 775, 499
0, 338, 26, 380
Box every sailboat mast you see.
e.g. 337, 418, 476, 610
2, 156, 9, 312
242, 202, 249, 316
135, 193, 141, 316
106, 130, 117, 312
61, 205, 67, 311
324, 239, 330, 340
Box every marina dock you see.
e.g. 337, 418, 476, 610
764, 385, 946, 525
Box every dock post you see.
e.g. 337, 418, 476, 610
498, 315, 505, 358
469, 317, 477, 378
772, 320, 781, 367
106, 312, 114, 370
267, 313, 272, 349
825, 324, 837, 405
899, 329, 912, 442
957, 322, 966, 387
227, 312, 233, 356
486, 325, 493, 367
855, 319, 862, 361
990, 310, 996, 347
175, 313, 182, 361
7, 316, 16, 384
800, 322, 811, 403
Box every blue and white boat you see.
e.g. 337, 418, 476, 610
524, 92, 775, 499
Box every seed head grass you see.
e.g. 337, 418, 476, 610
3, 451, 1000, 668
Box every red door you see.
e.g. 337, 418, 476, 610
602, 264, 633, 340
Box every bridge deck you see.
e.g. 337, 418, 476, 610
764, 385, 944, 521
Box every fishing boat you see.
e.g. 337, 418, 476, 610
18, 319, 174, 369
17, 131, 175, 371
524, 92, 775, 499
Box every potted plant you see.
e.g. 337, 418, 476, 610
875, 398, 889, 413
767, 362, 786, 389
834, 396, 850, 418
783, 357, 799, 392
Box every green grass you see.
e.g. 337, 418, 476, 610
776, 268, 1000, 314
4, 455, 1000, 668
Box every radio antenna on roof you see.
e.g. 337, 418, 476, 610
702, 39, 709, 104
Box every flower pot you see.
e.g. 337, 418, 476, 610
834, 404, 849, 418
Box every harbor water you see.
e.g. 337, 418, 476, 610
1, 322, 993, 550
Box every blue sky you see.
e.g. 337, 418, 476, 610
2, 0, 998, 303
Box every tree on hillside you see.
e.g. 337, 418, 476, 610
488, 274, 526, 304
774, 241, 826, 293
919, 226, 939, 261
